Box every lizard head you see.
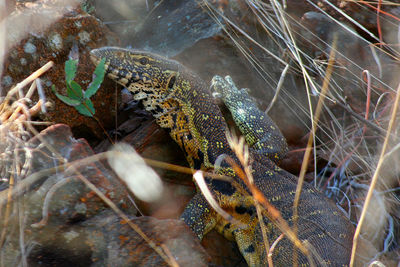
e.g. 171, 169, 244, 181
90, 47, 180, 107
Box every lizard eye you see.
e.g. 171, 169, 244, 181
139, 57, 149, 65
167, 74, 176, 89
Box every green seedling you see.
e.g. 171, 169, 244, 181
52, 57, 106, 117
81, 1, 95, 14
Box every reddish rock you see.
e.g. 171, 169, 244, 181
91, 215, 210, 267
27, 124, 136, 224
2, 1, 119, 140
1, 124, 137, 266
29, 212, 210, 267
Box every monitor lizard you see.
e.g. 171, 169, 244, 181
90, 47, 360, 266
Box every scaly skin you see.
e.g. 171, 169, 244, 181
211, 75, 288, 164
90, 47, 356, 266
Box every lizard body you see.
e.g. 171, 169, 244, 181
211, 75, 288, 164
90, 47, 356, 266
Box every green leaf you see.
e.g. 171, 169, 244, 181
67, 80, 83, 100
52, 85, 81, 106
81, 2, 95, 14
85, 57, 106, 98
65, 59, 78, 84
75, 98, 95, 117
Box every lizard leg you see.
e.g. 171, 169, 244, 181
233, 228, 263, 267
180, 192, 217, 240
215, 193, 269, 267
211, 75, 288, 163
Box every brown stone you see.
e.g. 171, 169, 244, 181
29, 212, 211, 267
2, 1, 119, 140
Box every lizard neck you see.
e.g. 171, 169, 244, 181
155, 71, 234, 170
89, 47, 234, 170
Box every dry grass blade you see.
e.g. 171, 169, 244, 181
31, 177, 78, 228
266, 63, 289, 113
160, 244, 180, 267
226, 134, 272, 258
350, 76, 400, 266
0, 61, 54, 114
193, 171, 245, 228
0, 149, 233, 209
145, 157, 233, 182
268, 233, 284, 266
269, 0, 319, 99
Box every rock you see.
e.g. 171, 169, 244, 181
2, 0, 119, 140
28, 211, 211, 267
89, 213, 210, 267
0, 124, 136, 266
93, 0, 222, 57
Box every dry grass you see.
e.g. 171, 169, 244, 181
0, 61, 53, 266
